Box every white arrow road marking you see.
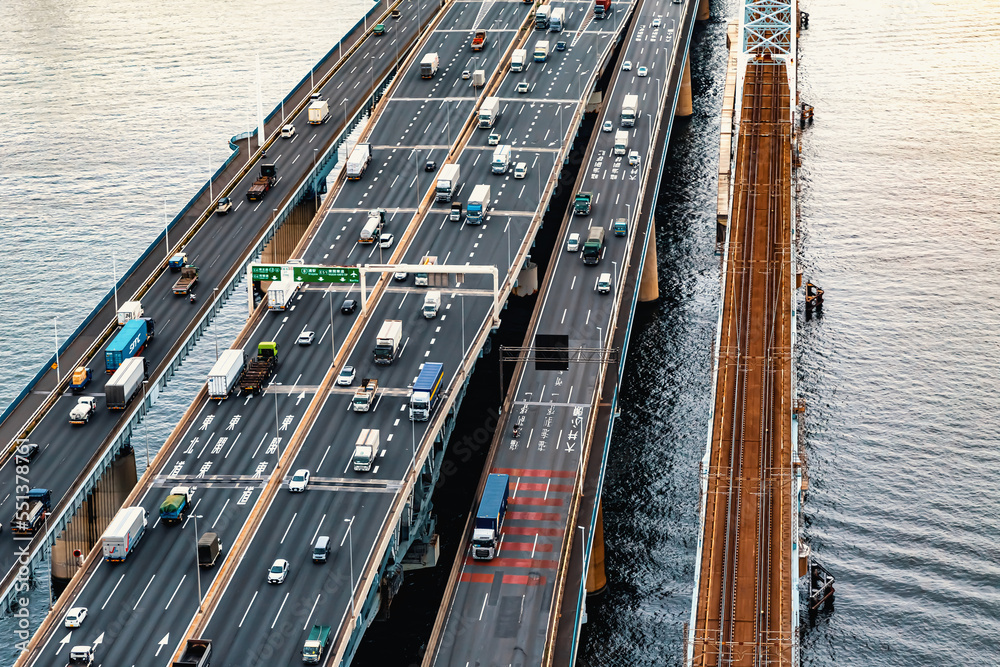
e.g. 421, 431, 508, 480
155, 634, 170, 656
57, 633, 71, 654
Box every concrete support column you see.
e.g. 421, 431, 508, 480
675, 57, 694, 118
698, 0, 711, 21
638, 230, 660, 302
586, 502, 607, 595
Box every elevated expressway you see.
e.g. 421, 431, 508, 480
0, 0, 437, 619
18, 0, 636, 665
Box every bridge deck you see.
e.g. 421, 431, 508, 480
693, 57, 794, 666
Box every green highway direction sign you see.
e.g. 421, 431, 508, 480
251, 265, 282, 281
293, 266, 361, 284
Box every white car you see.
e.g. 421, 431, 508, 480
296, 331, 315, 346
280, 123, 295, 139
378, 233, 394, 249
602, 120, 613, 133
267, 558, 289, 584
622, 60, 632, 71
516, 81, 530, 94
628, 150, 641, 167
488, 132, 501, 146
652, 18, 661, 28
566, 233, 581, 252
289, 469, 310, 492
337, 365, 356, 386
394, 271, 408, 281
462, 70, 471, 80
64, 607, 88, 628
513, 162, 527, 179
637, 66, 648, 77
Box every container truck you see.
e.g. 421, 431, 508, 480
471, 29, 487, 51
69, 396, 97, 425
116, 300, 143, 325
10, 488, 50, 537
582, 226, 606, 265
467, 184, 491, 224
307, 99, 330, 124
198, 533, 222, 567
172, 639, 212, 667
549, 7, 566, 31
621, 93, 639, 127
614, 129, 629, 155
246, 164, 277, 201
353, 428, 381, 472
159, 486, 193, 525
346, 143, 372, 180
478, 97, 501, 129
267, 277, 298, 311
105, 356, 146, 410
423, 290, 441, 318
573, 191, 593, 216
207, 348, 247, 399
535, 5, 550, 29
594, 0, 612, 18
373, 320, 403, 365
106, 318, 150, 371
613, 217, 628, 236
359, 208, 385, 243
302, 625, 332, 664
102, 506, 147, 562
491, 144, 511, 174
511, 48, 527, 72
352, 378, 379, 412
168, 252, 187, 271
241, 341, 278, 395
70, 366, 92, 393
415, 256, 437, 286
409, 362, 445, 421
435, 163, 461, 201
534, 40, 550, 62
472, 473, 509, 560
172, 265, 199, 295
420, 52, 439, 78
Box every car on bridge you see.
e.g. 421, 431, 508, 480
514, 162, 527, 179
296, 330, 315, 346
425, 160, 437, 171
517, 81, 530, 94
289, 469, 310, 492
281, 123, 296, 139
622, 60, 632, 71
216, 197, 232, 215
267, 559, 289, 584
64, 607, 87, 628
566, 233, 581, 252
337, 366, 356, 386
638, 66, 648, 77
602, 120, 613, 132
488, 132, 501, 146
379, 233, 395, 249
462, 70, 471, 80
652, 18, 661, 28
394, 271, 408, 281
629, 150, 641, 167
341, 298, 358, 314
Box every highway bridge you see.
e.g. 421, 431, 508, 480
2, 0, 830, 665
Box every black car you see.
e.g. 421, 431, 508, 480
424, 160, 437, 172
341, 298, 358, 314
16, 443, 39, 462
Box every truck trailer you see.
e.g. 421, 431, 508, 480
106, 318, 150, 371
373, 320, 403, 365
102, 506, 147, 562
353, 428, 381, 472
359, 208, 385, 244
207, 348, 247, 399
346, 143, 372, 180
105, 356, 147, 410
307, 99, 330, 124
409, 362, 445, 421
472, 473, 509, 559
247, 164, 277, 201
116, 300, 143, 325
478, 97, 500, 128
241, 342, 278, 395
466, 184, 491, 224
420, 52, 439, 78
435, 163, 461, 201
594, 0, 612, 18
267, 277, 298, 311
172, 265, 199, 295
198, 533, 222, 567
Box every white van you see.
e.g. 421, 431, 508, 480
597, 272, 612, 294
281, 123, 295, 139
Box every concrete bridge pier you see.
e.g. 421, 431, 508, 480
698, 0, 711, 21
676, 57, 694, 118
638, 232, 660, 302
585, 502, 607, 595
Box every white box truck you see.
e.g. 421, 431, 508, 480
435, 163, 461, 201
621, 93, 639, 127
116, 301, 143, 325
353, 428, 381, 471
308, 100, 330, 124
479, 97, 501, 129
346, 143, 372, 180
549, 7, 566, 31
207, 349, 247, 399
491, 144, 512, 174
102, 506, 147, 562
373, 320, 403, 364
105, 356, 146, 410
415, 256, 437, 286
534, 40, 550, 62
420, 53, 440, 78
614, 130, 629, 155
267, 277, 298, 311
511, 48, 527, 72
423, 290, 441, 318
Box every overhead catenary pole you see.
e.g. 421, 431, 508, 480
164, 200, 170, 259
256, 54, 265, 150
112, 250, 119, 315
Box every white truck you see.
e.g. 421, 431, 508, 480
478, 97, 501, 129
534, 40, 550, 62
491, 144, 511, 174
415, 256, 437, 286
207, 349, 247, 399
308, 99, 330, 125
614, 129, 629, 156
116, 300, 143, 325
511, 48, 527, 72
352, 378, 378, 412
435, 163, 461, 201
69, 396, 97, 425
423, 290, 441, 318
102, 506, 147, 562
346, 143, 372, 180
420, 52, 440, 78
105, 356, 146, 410
267, 277, 298, 311
549, 7, 566, 31
466, 184, 491, 224
621, 93, 639, 127
352, 428, 380, 472
359, 208, 385, 243
373, 320, 403, 364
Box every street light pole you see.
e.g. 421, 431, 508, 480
164, 200, 170, 259
213, 288, 220, 360
329, 288, 336, 366
112, 250, 119, 315
142, 380, 150, 469
313, 148, 319, 210
342, 518, 356, 620
193, 514, 204, 612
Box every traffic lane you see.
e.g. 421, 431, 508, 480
454, 143, 560, 216
202, 491, 393, 666
444, 0, 528, 32
391, 29, 487, 100
336, 145, 450, 213
299, 209, 424, 265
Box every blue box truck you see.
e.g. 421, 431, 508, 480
409, 362, 445, 421
105, 318, 151, 372
472, 473, 509, 560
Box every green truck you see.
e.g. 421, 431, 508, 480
159, 486, 193, 525
573, 191, 593, 216
301, 625, 331, 663
373, 23, 386, 35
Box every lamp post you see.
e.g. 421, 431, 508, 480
193, 514, 204, 612
142, 380, 150, 469
213, 288, 219, 360
597, 326, 603, 346
164, 200, 170, 259
612, 260, 618, 294
272, 209, 278, 261
329, 288, 336, 366
112, 250, 119, 315
53, 318, 60, 383
342, 97, 349, 136
411, 149, 421, 208
313, 148, 319, 210
342, 518, 356, 620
